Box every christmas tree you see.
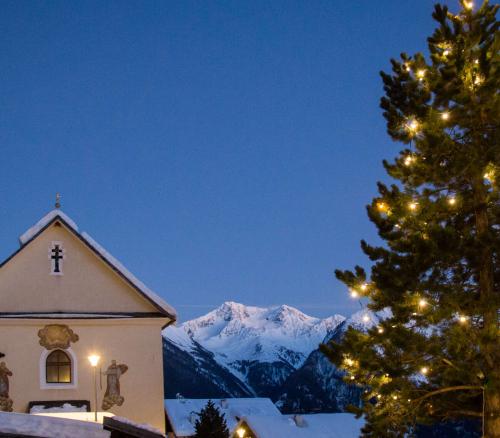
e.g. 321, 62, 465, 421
194, 400, 230, 438
321, 1, 499, 437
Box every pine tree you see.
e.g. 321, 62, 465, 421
321, 1, 499, 436
194, 400, 230, 438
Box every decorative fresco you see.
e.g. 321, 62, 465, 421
38, 325, 79, 350
102, 360, 128, 410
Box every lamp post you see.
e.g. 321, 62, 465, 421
88, 355, 100, 422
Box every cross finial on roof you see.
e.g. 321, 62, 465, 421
55, 193, 61, 209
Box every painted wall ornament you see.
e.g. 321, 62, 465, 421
0, 362, 13, 412
38, 324, 79, 350
102, 360, 128, 410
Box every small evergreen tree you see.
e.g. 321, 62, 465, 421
321, 1, 499, 437
194, 400, 230, 438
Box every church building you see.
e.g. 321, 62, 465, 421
0, 207, 176, 431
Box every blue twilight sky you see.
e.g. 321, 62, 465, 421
0, 0, 457, 321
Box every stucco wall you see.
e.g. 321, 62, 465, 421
0, 318, 167, 431
0, 223, 159, 313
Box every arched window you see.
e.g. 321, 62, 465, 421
46, 350, 72, 384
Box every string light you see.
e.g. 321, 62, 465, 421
464, 1, 474, 10
448, 196, 456, 206
377, 394, 382, 399
377, 201, 389, 213
459, 315, 468, 324
350, 375, 355, 380
404, 155, 415, 166
377, 326, 384, 334
474, 75, 483, 85
408, 201, 418, 211
441, 111, 450, 121
344, 358, 355, 366
416, 69, 426, 81
420, 366, 429, 375
360, 283, 368, 292
392, 395, 398, 400
362, 314, 370, 323
418, 298, 428, 308
406, 118, 420, 134
474, 59, 479, 64
350, 289, 359, 298
443, 49, 450, 56
484, 171, 494, 182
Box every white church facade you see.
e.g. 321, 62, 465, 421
0, 208, 176, 431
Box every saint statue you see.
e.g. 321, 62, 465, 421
0, 362, 13, 412
102, 360, 128, 410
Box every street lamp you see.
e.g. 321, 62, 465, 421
88, 355, 100, 422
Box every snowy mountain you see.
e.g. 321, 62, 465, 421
162, 302, 360, 411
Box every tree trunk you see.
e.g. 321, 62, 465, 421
484, 386, 500, 438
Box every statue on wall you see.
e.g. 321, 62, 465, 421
38, 324, 79, 350
0, 362, 13, 412
102, 360, 128, 410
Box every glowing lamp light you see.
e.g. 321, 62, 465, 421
408, 201, 418, 211
464, 1, 474, 10
393, 395, 398, 400
484, 171, 494, 182
237, 427, 246, 438
360, 283, 368, 292
443, 49, 450, 56
416, 69, 426, 80
420, 366, 429, 375
350, 289, 359, 298
459, 315, 468, 324
88, 355, 100, 367
377, 327, 384, 334
344, 358, 355, 366
441, 111, 450, 121
362, 314, 370, 323
448, 196, 456, 206
418, 299, 428, 308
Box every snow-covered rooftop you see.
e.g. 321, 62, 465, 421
164, 398, 281, 437
15, 209, 176, 320
240, 413, 364, 438
0, 411, 110, 438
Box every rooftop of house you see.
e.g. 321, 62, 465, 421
164, 398, 281, 437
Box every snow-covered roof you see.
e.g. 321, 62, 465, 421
164, 398, 281, 437
13, 209, 176, 320
0, 411, 110, 438
239, 413, 364, 438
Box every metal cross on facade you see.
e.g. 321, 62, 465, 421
50, 244, 64, 273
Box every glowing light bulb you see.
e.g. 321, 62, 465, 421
350, 375, 355, 380
360, 283, 368, 292
407, 118, 419, 133
420, 366, 429, 375
237, 427, 246, 438
393, 395, 398, 400
350, 289, 358, 298
441, 111, 450, 120
377, 201, 389, 213
448, 196, 456, 206
443, 49, 450, 56
416, 69, 426, 80
464, 1, 474, 10
404, 155, 415, 166
484, 171, 494, 182
377, 327, 384, 334
362, 314, 370, 323
474, 75, 483, 85
418, 299, 428, 308
474, 59, 479, 64
408, 201, 418, 211
345, 358, 354, 366
459, 315, 468, 324
88, 355, 100, 367
377, 394, 382, 399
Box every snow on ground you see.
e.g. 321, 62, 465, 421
112, 416, 165, 436
0, 411, 110, 438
